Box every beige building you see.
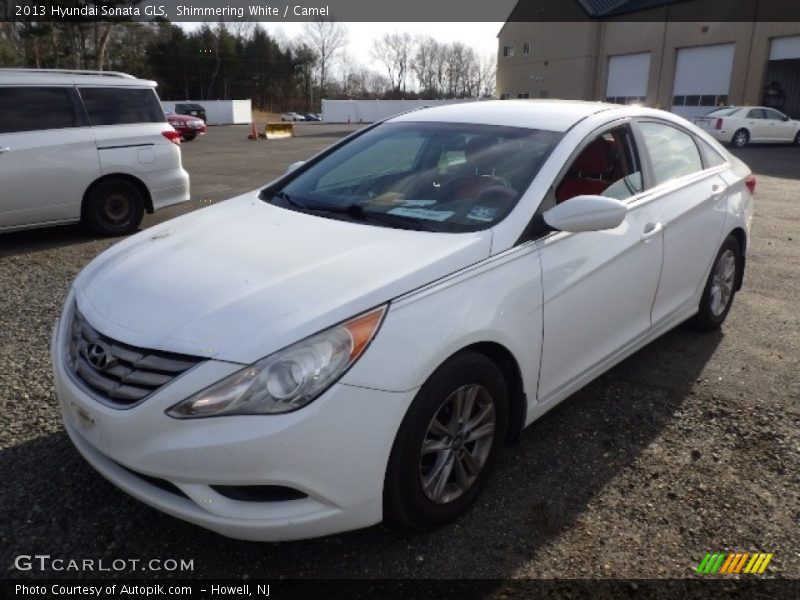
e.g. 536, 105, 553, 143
496, 1, 800, 118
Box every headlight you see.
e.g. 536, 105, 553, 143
166, 306, 386, 418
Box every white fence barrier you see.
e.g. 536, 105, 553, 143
321, 98, 484, 123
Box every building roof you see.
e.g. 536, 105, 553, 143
576, 0, 687, 17
389, 100, 617, 132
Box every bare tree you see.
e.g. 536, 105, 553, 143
371, 31, 413, 95
412, 36, 441, 96
303, 19, 348, 99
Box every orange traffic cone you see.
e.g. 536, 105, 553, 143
248, 122, 259, 141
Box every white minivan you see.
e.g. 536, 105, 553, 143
0, 69, 190, 235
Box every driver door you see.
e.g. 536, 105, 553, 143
537, 122, 663, 403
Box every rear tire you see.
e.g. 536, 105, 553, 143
794, 131, 800, 146
384, 352, 508, 530
731, 129, 749, 148
183, 133, 197, 141
689, 235, 742, 331
83, 178, 145, 236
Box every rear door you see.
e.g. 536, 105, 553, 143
78, 86, 181, 194
0, 86, 101, 229
743, 108, 769, 141
633, 120, 728, 325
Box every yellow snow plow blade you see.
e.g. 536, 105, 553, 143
265, 122, 294, 139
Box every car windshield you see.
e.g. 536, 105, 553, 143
704, 107, 740, 117
263, 121, 562, 232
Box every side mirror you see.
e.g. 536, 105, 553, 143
286, 160, 305, 174
543, 195, 627, 233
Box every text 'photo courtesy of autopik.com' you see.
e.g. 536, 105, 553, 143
1, 0, 799, 599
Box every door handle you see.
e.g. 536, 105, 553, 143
641, 222, 663, 241
0, 147, 10, 154
712, 184, 725, 196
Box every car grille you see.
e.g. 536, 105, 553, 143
66, 307, 205, 407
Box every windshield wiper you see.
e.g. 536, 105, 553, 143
266, 189, 307, 210
307, 203, 438, 231
264, 191, 437, 231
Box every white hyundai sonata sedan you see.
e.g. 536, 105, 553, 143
52, 100, 754, 541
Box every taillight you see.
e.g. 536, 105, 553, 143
745, 175, 756, 194
715, 118, 723, 130
162, 130, 181, 145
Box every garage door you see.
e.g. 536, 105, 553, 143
770, 35, 800, 60
766, 35, 800, 118
672, 43, 735, 119
606, 52, 650, 105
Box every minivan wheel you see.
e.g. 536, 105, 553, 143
384, 352, 508, 530
83, 179, 145, 236
731, 129, 749, 148
689, 235, 741, 331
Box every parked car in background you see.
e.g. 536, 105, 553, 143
281, 112, 305, 121
303, 113, 321, 121
53, 100, 753, 541
164, 108, 207, 141
0, 69, 189, 236
694, 105, 800, 147
174, 102, 206, 123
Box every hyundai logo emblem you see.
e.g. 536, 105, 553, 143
85, 342, 112, 371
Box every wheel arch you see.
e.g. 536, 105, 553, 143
728, 226, 747, 291
82, 173, 154, 217
456, 341, 527, 443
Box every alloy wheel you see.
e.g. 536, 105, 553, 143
710, 249, 736, 317
419, 384, 496, 504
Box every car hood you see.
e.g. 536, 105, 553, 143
74, 193, 492, 364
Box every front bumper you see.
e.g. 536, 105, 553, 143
52, 312, 415, 541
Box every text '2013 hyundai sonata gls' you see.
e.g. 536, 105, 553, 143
52, 100, 754, 541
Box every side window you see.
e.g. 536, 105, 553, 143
555, 125, 643, 203
638, 122, 703, 186
0, 87, 77, 134
764, 108, 787, 121
746, 108, 766, 119
697, 138, 727, 168
79, 87, 165, 126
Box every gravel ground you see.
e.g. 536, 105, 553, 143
1, 125, 798, 580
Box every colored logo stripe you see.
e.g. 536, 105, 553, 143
697, 552, 773, 574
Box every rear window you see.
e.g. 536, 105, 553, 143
0, 87, 77, 134
703, 107, 740, 117
79, 87, 165, 126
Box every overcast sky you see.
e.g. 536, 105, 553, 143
180, 22, 503, 72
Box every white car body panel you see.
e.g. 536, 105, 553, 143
0, 126, 101, 228
51, 101, 754, 540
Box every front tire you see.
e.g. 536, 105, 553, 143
384, 352, 509, 530
689, 235, 742, 331
82, 178, 145, 236
731, 129, 749, 148
794, 131, 800, 146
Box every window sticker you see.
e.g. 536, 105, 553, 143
466, 206, 498, 222
400, 199, 437, 207
387, 207, 455, 222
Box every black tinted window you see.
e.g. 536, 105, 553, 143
79, 87, 165, 125
0, 86, 76, 134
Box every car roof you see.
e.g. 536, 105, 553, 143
0, 69, 156, 88
389, 100, 620, 132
